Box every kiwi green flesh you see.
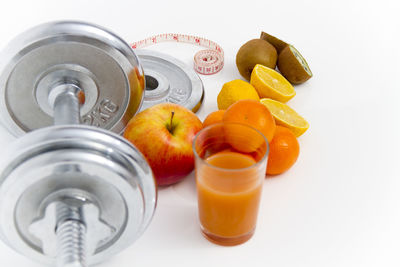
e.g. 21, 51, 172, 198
277, 45, 312, 84
290, 45, 312, 76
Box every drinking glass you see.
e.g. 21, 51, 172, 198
193, 122, 269, 246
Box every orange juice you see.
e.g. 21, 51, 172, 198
197, 151, 263, 245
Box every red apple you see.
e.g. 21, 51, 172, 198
123, 103, 203, 186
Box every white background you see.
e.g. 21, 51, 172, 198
0, 0, 400, 266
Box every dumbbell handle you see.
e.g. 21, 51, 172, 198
50, 84, 82, 125
49, 83, 87, 267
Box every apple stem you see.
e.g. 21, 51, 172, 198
168, 111, 175, 133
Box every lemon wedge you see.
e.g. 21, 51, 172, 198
260, 98, 309, 137
250, 64, 295, 103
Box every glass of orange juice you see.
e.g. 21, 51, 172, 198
193, 122, 269, 246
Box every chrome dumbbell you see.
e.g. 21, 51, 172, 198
0, 21, 157, 267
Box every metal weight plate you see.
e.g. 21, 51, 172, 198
0, 125, 157, 265
0, 21, 145, 137
135, 50, 204, 112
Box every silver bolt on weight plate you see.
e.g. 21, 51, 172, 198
136, 50, 204, 113
0, 21, 157, 267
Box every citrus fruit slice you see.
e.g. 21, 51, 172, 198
250, 64, 295, 103
260, 98, 309, 137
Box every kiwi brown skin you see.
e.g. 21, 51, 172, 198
260, 31, 288, 54
236, 39, 277, 80
278, 45, 312, 84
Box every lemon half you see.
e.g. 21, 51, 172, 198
250, 64, 295, 103
260, 98, 309, 137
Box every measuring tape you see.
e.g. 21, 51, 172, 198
131, 34, 224, 75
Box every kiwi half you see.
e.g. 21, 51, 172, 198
278, 45, 312, 84
260, 31, 288, 53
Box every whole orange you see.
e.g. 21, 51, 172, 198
223, 99, 276, 143
203, 110, 225, 128
267, 126, 299, 175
